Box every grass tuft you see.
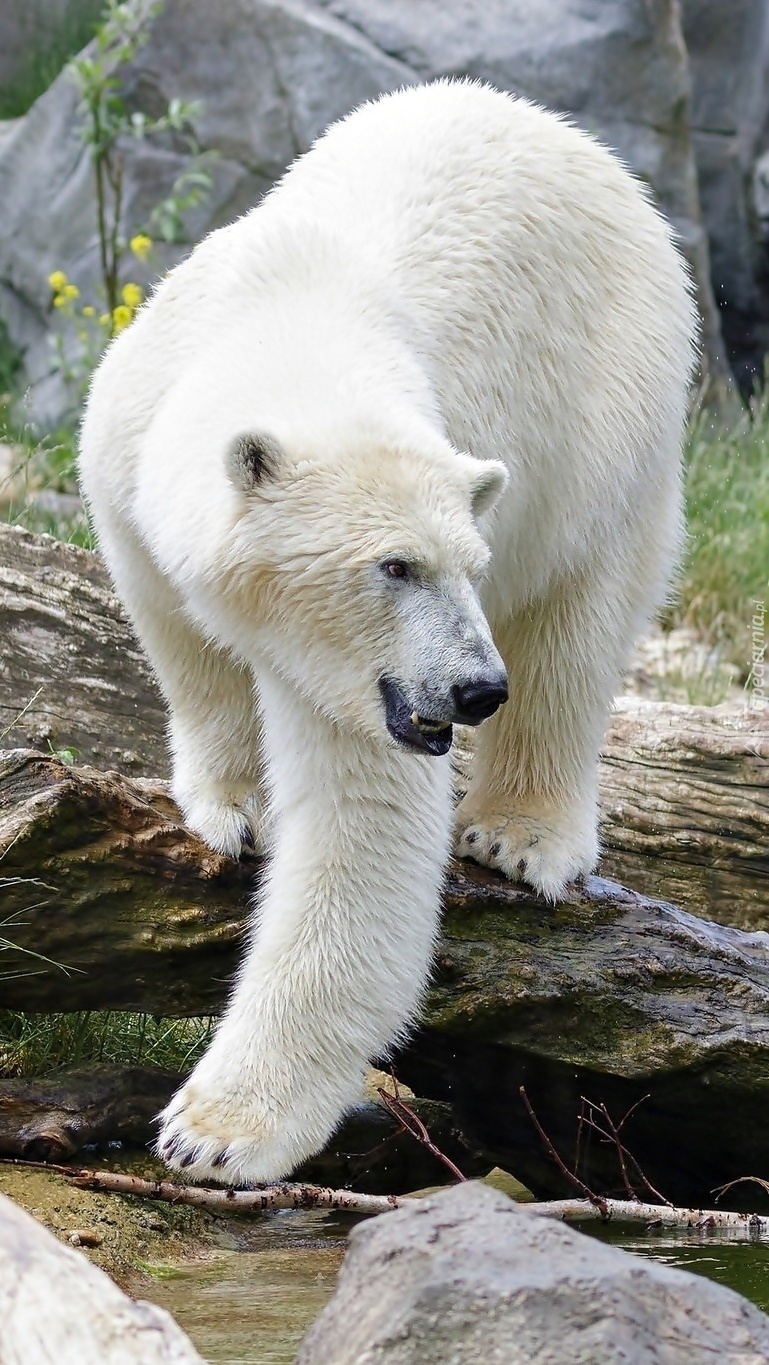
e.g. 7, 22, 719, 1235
0, 1010, 215, 1078
667, 397, 769, 668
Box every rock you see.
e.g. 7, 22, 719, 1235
296, 1183, 769, 1365
0, 0, 412, 428
0, 0, 731, 428
0, 1190, 204, 1363
682, 0, 769, 392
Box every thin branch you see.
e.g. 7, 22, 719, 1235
526, 1197, 769, 1239
519, 1087, 606, 1212
615, 1093, 651, 1134
0, 1159, 399, 1215
583, 1098, 637, 1201
713, 1176, 769, 1202
578, 1100, 672, 1207
377, 1088, 467, 1182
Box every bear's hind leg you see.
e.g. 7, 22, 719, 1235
166, 642, 267, 858
100, 523, 267, 857
455, 568, 633, 900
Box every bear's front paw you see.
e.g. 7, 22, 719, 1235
455, 797, 598, 902
156, 1064, 348, 1185
178, 790, 268, 859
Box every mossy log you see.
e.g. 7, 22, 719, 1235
1, 524, 766, 926
2, 749, 769, 1203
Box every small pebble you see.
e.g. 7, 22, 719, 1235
67, 1228, 103, 1248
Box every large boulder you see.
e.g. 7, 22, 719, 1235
0, 1191, 203, 1364
0, 0, 729, 427
296, 1183, 769, 1364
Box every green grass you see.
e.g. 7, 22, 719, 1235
0, 1010, 215, 1077
668, 399, 769, 668
0, 0, 104, 119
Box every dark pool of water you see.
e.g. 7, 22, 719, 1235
589, 1223, 769, 1314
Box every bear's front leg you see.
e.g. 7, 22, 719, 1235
158, 682, 454, 1184
455, 573, 632, 901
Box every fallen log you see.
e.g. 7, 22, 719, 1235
1, 525, 767, 925
599, 697, 768, 928
0, 524, 166, 774
0, 1064, 180, 1161
7, 1161, 769, 1242
2, 748, 769, 1203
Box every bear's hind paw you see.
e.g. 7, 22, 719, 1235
455, 801, 597, 902
180, 792, 267, 860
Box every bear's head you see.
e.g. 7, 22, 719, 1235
218, 423, 508, 756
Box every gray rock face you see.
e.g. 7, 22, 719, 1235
682, 0, 769, 390
296, 1183, 769, 1365
0, 0, 729, 426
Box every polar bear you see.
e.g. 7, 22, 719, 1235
79, 80, 696, 1184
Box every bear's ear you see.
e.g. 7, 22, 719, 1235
226, 432, 283, 492
469, 459, 508, 520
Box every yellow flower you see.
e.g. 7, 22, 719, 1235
52, 293, 69, 309
112, 304, 133, 333
99, 313, 110, 326
48, 270, 68, 292
121, 282, 143, 309
62, 283, 79, 301
129, 233, 152, 262
82, 305, 96, 318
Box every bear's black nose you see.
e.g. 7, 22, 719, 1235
452, 677, 509, 725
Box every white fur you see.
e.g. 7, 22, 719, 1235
79, 80, 696, 1183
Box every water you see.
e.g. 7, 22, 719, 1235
590, 1223, 769, 1314
146, 1208, 349, 1365
147, 1210, 769, 1364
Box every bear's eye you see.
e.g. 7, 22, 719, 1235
381, 559, 410, 581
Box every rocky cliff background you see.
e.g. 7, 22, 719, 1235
2, 0, 769, 422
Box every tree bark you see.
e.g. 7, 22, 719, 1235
0, 1064, 180, 1161
1, 526, 767, 926
0, 525, 167, 775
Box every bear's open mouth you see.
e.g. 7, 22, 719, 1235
378, 677, 453, 757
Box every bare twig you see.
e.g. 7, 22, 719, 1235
377, 1088, 467, 1182
578, 1098, 672, 1207
713, 1176, 769, 1202
519, 1087, 606, 1212
582, 1098, 637, 1201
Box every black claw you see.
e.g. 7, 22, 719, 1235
465, 831, 478, 845
489, 842, 501, 858
241, 824, 256, 851
516, 858, 527, 875
179, 1149, 198, 1168
211, 1149, 229, 1168
162, 1135, 180, 1160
